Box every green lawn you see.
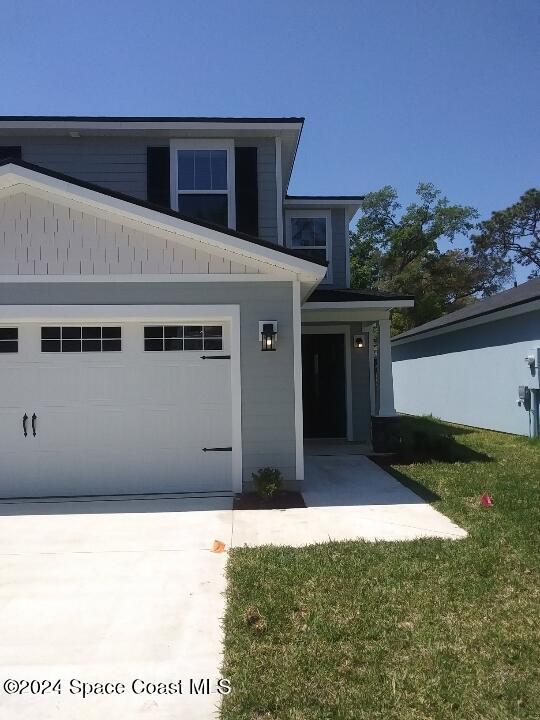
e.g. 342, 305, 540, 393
221, 417, 540, 720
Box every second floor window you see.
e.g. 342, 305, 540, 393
171, 140, 235, 229
286, 210, 332, 283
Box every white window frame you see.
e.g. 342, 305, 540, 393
285, 209, 332, 284
170, 138, 236, 229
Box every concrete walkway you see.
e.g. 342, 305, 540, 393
231, 455, 467, 547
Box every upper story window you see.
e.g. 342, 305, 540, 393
285, 210, 332, 283
170, 139, 235, 229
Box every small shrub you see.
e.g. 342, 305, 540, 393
252, 467, 283, 499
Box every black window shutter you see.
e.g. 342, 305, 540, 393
235, 147, 259, 236
0, 146, 22, 161
146, 147, 170, 208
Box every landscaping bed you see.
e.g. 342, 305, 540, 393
221, 416, 540, 719
234, 491, 306, 511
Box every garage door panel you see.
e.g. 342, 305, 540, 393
82, 408, 126, 447
81, 364, 127, 404
33, 367, 83, 404
0, 321, 233, 497
0, 366, 34, 404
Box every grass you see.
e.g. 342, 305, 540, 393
221, 417, 540, 720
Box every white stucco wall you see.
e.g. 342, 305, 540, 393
392, 309, 540, 436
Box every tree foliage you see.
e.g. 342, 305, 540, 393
472, 189, 540, 278
350, 183, 511, 334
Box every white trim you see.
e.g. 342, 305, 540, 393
391, 298, 540, 346
0, 304, 238, 322
306, 299, 414, 310
0, 303, 243, 492
285, 209, 333, 284
301, 324, 353, 441
344, 209, 352, 288
0, 165, 325, 283
367, 324, 376, 416
284, 198, 362, 211
275, 137, 284, 246
230, 307, 243, 492
292, 280, 304, 480
0, 273, 289, 284
377, 317, 396, 417
169, 138, 236, 229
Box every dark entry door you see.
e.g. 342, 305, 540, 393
302, 333, 346, 438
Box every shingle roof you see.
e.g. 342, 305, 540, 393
393, 278, 540, 341
0, 115, 304, 123
0, 158, 326, 268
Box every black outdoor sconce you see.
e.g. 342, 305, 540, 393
259, 321, 277, 351
353, 334, 365, 349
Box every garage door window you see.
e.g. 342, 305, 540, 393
0, 327, 18, 353
144, 325, 223, 352
41, 327, 122, 353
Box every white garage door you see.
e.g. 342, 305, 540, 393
0, 320, 233, 497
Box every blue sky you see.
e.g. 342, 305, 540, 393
1, 0, 538, 275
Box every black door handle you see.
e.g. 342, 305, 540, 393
22, 413, 28, 437
31, 413, 37, 437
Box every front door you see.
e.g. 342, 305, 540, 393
302, 333, 346, 438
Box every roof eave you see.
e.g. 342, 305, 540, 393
392, 296, 540, 344
304, 299, 415, 310
284, 196, 364, 214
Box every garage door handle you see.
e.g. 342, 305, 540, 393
200, 355, 231, 360
32, 413, 37, 437
22, 413, 28, 437
202, 447, 232, 452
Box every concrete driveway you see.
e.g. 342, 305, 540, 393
0, 458, 465, 718
0, 494, 233, 720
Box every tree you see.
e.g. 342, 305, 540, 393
472, 189, 540, 278
350, 183, 511, 334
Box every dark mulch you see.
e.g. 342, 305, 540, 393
233, 490, 306, 510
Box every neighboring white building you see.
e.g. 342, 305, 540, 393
392, 278, 540, 437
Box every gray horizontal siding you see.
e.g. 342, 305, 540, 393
0, 280, 296, 485
5, 137, 148, 200
3, 135, 278, 244
330, 207, 347, 288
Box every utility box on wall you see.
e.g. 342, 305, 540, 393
523, 347, 540, 387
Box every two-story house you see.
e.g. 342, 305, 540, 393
0, 116, 412, 497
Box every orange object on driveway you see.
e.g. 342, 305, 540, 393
211, 540, 226, 553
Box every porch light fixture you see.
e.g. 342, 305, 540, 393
353, 334, 365, 349
259, 321, 277, 352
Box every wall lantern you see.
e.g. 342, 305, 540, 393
259, 321, 277, 351
353, 334, 365, 349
